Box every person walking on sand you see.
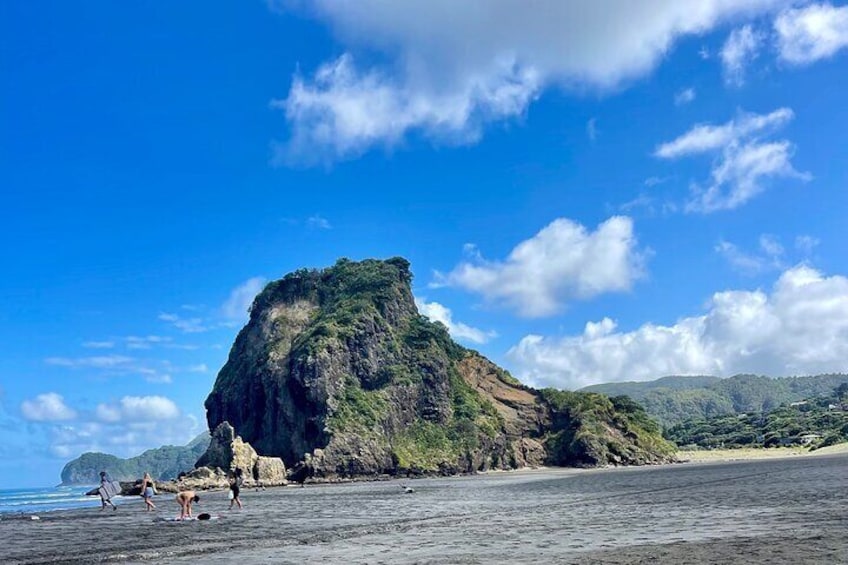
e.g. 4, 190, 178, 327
140, 472, 157, 511
229, 467, 244, 510
98, 471, 118, 511
176, 490, 200, 520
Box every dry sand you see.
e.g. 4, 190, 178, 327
677, 442, 848, 462
3, 452, 846, 564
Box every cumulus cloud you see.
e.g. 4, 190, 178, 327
96, 395, 180, 423
273, 0, 790, 162
434, 216, 646, 318
655, 108, 810, 212
415, 298, 497, 344
674, 87, 696, 106
508, 265, 848, 389
47, 413, 201, 460
721, 25, 763, 85
221, 277, 267, 322
775, 3, 848, 64
21, 393, 77, 422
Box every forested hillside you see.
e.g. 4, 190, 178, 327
666, 384, 848, 449
583, 374, 848, 428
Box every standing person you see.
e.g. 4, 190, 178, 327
98, 471, 117, 511
140, 472, 157, 511
175, 490, 199, 520
228, 467, 244, 510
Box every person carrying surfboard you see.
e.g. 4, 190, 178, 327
98, 471, 118, 511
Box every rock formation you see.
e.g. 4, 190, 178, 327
194, 422, 288, 486
203, 258, 674, 481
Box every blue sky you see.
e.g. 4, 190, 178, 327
2, 1, 848, 487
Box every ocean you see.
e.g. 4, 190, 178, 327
0, 485, 106, 515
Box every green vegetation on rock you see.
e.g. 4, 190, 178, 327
541, 390, 675, 466
204, 257, 675, 479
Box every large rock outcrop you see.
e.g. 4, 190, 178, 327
204, 258, 674, 480
194, 422, 288, 486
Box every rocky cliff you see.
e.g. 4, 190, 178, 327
204, 258, 673, 479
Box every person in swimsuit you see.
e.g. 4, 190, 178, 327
229, 467, 244, 510
140, 472, 156, 511
175, 490, 200, 520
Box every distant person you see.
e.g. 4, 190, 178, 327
253, 465, 264, 491
140, 472, 157, 511
229, 467, 244, 510
175, 490, 200, 520
98, 471, 118, 511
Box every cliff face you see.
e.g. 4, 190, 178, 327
204, 258, 672, 479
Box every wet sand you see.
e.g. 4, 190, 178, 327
3, 452, 846, 564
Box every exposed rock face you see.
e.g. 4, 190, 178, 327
196, 422, 258, 474
204, 258, 674, 480
194, 421, 288, 486
254, 456, 287, 485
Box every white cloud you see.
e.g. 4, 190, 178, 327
795, 234, 820, 254
189, 363, 209, 373
274, 0, 790, 162
758, 233, 784, 258
655, 107, 793, 158
158, 312, 209, 333
21, 393, 77, 422
717, 235, 788, 275
720, 25, 763, 85
775, 3, 848, 64
125, 335, 172, 350
655, 108, 810, 212
47, 412, 201, 461
44, 354, 174, 384
435, 216, 646, 317
716, 241, 767, 274
415, 298, 497, 344
96, 395, 180, 423
586, 118, 598, 142
221, 277, 267, 322
307, 215, 332, 229
82, 341, 114, 349
45, 355, 134, 369
508, 265, 848, 389
674, 87, 696, 105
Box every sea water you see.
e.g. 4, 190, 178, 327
0, 485, 102, 514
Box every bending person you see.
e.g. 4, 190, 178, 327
175, 490, 200, 520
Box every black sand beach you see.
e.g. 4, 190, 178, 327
4, 453, 846, 564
